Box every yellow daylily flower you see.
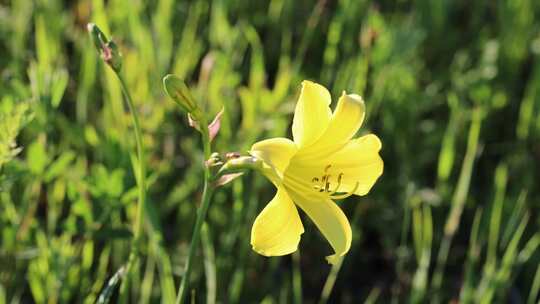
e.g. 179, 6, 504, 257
249, 80, 384, 264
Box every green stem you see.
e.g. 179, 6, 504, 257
115, 72, 147, 297
118, 74, 147, 244
176, 124, 214, 304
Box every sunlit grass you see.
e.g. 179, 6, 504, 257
0, 0, 539, 303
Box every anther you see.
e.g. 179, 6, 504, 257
312, 164, 344, 193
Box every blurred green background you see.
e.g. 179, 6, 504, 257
1, 0, 540, 303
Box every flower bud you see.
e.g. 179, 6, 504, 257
104, 41, 122, 71
87, 23, 122, 72
163, 74, 203, 119
218, 156, 263, 175
212, 155, 262, 187
205, 152, 223, 167
87, 23, 106, 50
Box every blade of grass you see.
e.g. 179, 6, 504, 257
319, 257, 344, 304
97, 266, 127, 304
410, 203, 432, 304
392, 185, 414, 304
432, 107, 483, 301
486, 163, 508, 267
479, 213, 529, 303
459, 208, 484, 303
319, 202, 365, 304
500, 190, 527, 248
227, 176, 263, 303
292, 0, 326, 72
527, 264, 540, 304
292, 251, 302, 304
201, 223, 217, 304
140, 253, 155, 304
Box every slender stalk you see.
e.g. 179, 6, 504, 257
115, 72, 147, 298
176, 124, 214, 304
117, 73, 147, 244
117, 72, 177, 301
432, 108, 482, 301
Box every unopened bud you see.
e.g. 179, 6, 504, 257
218, 156, 263, 175
87, 23, 122, 72
104, 41, 122, 71
211, 155, 261, 187
225, 152, 241, 159
205, 152, 223, 167
87, 23, 106, 50
163, 74, 202, 119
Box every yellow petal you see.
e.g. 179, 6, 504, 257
328, 134, 383, 195
302, 93, 365, 153
290, 134, 383, 196
251, 187, 304, 256
250, 137, 298, 185
292, 81, 332, 148
286, 188, 352, 264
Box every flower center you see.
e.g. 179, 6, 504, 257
311, 164, 359, 200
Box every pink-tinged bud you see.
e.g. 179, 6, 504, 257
208, 108, 224, 142
214, 173, 244, 187
225, 152, 241, 159
87, 23, 122, 72
188, 113, 200, 130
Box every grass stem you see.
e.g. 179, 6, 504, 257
432, 108, 482, 301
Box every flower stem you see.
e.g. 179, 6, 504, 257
118, 74, 147, 243
115, 72, 147, 296
176, 122, 214, 304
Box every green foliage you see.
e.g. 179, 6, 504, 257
0, 0, 539, 303
0, 99, 32, 171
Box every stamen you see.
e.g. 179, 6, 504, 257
330, 181, 360, 200
324, 175, 332, 192
328, 173, 343, 195
310, 164, 358, 197
319, 174, 329, 192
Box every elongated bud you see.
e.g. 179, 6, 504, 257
217, 156, 263, 176
87, 23, 106, 50
163, 74, 203, 119
212, 155, 262, 187
87, 23, 122, 72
